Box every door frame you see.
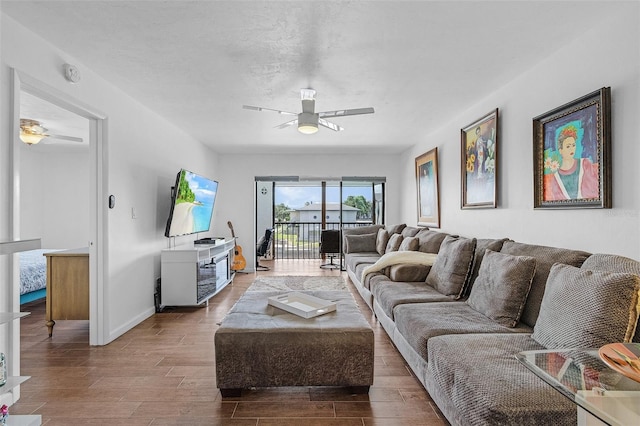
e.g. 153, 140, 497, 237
10, 69, 109, 346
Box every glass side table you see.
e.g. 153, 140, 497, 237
517, 348, 640, 426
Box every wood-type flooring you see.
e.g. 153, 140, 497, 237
13, 259, 448, 425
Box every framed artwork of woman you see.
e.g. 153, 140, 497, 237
533, 87, 611, 209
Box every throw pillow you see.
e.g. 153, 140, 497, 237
416, 229, 450, 253
385, 233, 404, 253
532, 263, 640, 349
385, 223, 407, 234
401, 226, 421, 238
467, 250, 537, 327
342, 224, 384, 250
344, 233, 377, 253
425, 235, 477, 298
376, 228, 390, 256
399, 236, 419, 251
462, 238, 510, 298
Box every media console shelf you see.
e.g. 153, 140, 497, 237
1, 240, 42, 426
161, 239, 235, 306
1, 314, 42, 426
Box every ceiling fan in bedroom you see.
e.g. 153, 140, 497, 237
243, 88, 375, 134
19, 118, 84, 145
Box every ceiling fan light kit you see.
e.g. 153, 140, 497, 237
19, 118, 84, 145
243, 88, 374, 134
20, 118, 46, 145
19, 132, 46, 145
297, 112, 319, 134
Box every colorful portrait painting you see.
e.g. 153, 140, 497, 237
533, 87, 611, 209
461, 109, 498, 208
542, 109, 599, 201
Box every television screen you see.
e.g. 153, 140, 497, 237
164, 169, 218, 238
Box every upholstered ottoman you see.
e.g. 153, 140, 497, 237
215, 290, 374, 396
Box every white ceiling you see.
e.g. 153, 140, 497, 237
2, 1, 620, 154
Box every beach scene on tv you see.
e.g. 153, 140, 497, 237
168, 170, 218, 237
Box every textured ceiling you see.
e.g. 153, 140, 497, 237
2, 1, 620, 154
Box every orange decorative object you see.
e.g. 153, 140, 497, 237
599, 343, 640, 383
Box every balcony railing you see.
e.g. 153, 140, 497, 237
272, 221, 374, 259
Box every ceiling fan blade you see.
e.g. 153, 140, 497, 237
275, 119, 298, 129
319, 107, 375, 118
318, 118, 344, 132
242, 105, 297, 116
45, 134, 84, 143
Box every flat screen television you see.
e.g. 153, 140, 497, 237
164, 169, 219, 238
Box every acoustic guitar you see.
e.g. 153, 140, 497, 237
227, 221, 247, 271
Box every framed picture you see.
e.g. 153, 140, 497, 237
533, 87, 611, 209
415, 148, 440, 227
461, 109, 498, 208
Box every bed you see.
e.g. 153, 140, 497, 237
19, 249, 59, 304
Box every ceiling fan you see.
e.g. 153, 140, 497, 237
19, 118, 83, 145
243, 88, 374, 134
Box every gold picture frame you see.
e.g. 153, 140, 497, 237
416, 148, 440, 227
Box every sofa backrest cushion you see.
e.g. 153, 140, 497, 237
401, 226, 421, 238
344, 233, 377, 254
385, 223, 407, 234
416, 229, 450, 253
376, 228, 390, 255
463, 237, 510, 298
467, 249, 537, 327
399, 236, 419, 252
342, 224, 383, 247
385, 233, 404, 253
426, 235, 477, 298
532, 263, 640, 349
500, 241, 590, 328
581, 253, 640, 343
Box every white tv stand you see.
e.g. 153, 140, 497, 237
161, 239, 235, 306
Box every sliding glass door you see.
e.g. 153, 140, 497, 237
257, 177, 385, 261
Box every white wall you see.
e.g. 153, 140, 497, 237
213, 153, 402, 267
399, 5, 640, 259
20, 147, 90, 248
1, 15, 220, 345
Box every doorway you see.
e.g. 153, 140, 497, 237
11, 70, 107, 346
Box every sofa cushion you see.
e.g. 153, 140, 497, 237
532, 263, 640, 349
398, 236, 419, 252
385, 223, 406, 234
371, 281, 454, 320
426, 333, 576, 426
500, 241, 591, 328
393, 302, 532, 361
345, 254, 380, 275
463, 237, 510, 297
425, 235, 477, 298
582, 254, 640, 343
385, 233, 403, 253
387, 263, 431, 282
344, 233, 377, 254
401, 226, 421, 238
415, 229, 449, 253
375, 228, 390, 255
467, 250, 536, 327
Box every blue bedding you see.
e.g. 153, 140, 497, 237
19, 249, 59, 300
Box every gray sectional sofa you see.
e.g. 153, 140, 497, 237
343, 224, 640, 425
